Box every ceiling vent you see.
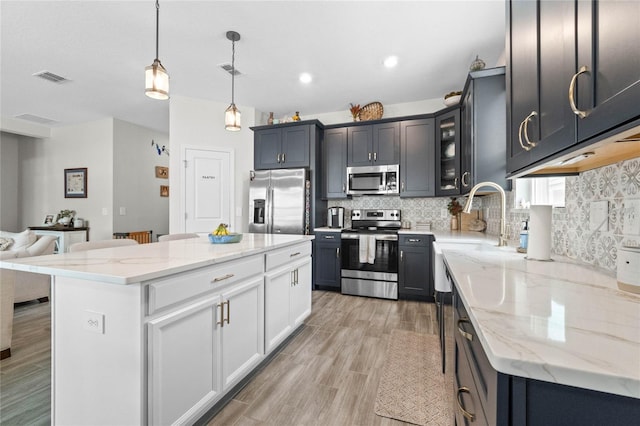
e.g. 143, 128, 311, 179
219, 63, 241, 76
14, 113, 58, 125
32, 70, 69, 84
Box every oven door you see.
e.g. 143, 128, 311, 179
340, 233, 398, 279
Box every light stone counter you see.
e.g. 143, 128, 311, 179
0, 233, 314, 285
442, 243, 640, 399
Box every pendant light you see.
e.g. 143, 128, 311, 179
145, 0, 169, 100
225, 31, 241, 131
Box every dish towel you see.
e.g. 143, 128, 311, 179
359, 235, 369, 263
367, 235, 376, 264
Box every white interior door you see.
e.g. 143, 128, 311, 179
184, 148, 234, 233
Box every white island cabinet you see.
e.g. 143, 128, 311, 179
0, 233, 313, 426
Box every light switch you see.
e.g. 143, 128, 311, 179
119, 207, 126, 215
623, 199, 640, 236
102, 207, 108, 216
590, 200, 609, 232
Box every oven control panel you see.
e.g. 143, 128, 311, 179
351, 209, 401, 221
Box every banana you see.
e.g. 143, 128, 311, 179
213, 223, 229, 236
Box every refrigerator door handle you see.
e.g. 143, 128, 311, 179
267, 186, 275, 234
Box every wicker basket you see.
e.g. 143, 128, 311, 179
358, 102, 384, 121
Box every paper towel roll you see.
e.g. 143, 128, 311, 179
528, 205, 552, 261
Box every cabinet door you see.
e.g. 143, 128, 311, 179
435, 110, 461, 196
148, 295, 221, 426
254, 128, 282, 169
220, 277, 264, 390
313, 234, 341, 289
400, 118, 435, 197
398, 235, 433, 299
264, 266, 294, 353
576, 1, 640, 142
281, 125, 310, 168
507, 0, 576, 174
347, 125, 374, 166
290, 258, 312, 328
373, 122, 400, 165
323, 128, 348, 198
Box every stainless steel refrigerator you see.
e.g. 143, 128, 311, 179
248, 168, 310, 235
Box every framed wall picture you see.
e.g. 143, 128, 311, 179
64, 168, 87, 198
155, 166, 169, 179
160, 185, 169, 197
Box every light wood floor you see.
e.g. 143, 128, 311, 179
0, 291, 440, 426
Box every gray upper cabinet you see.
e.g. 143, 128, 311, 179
400, 118, 435, 197
507, 0, 576, 175
254, 124, 311, 170
462, 68, 511, 192
323, 128, 348, 199
575, 1, 640, 142
347, 122, 400, 166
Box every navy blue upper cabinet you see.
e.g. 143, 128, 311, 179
400, 118, 435, 197
322, 128, 348, 199
507, 0, 577, 175
253, 123, 312, 170
347, 122, 400, 167
575, 0, 640, 142
507, 0, 640, 176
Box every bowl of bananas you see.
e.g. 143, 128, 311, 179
208, 223, 243, 244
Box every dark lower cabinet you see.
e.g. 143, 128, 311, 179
398, 234, 434, 301
452, 282, 640, 426
313, 232, 341, 290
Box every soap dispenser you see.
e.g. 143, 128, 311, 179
518, 219, 529, 253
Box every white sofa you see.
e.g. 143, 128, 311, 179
0, 229, 57, 359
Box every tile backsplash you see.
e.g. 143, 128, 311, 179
329, 156, 640, 273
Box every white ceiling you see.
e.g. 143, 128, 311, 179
1, 0, 506, 134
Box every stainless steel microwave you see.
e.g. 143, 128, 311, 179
346, 164, 399, 195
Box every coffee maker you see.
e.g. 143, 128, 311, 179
327, 207, 345, 228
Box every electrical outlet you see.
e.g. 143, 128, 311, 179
623, 199, 640, 236
102, 207, 108, 216
119, 207, 126, 215
441, 208, 448, 219
83, 311, 105, 334
590, 200, 609, 232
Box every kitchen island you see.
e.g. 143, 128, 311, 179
0, 233, 313, 425
441, 241, 640, 424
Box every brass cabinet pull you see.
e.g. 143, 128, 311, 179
517, 118, 531, 151
569, 65, 591, 118
224, 300, 230, 325
461, 171, 470, 188
290, 251, 301, 258
522, 111, 539, 149
456, 387, 476, 422
336, 247, 340, 258
212, 273, 234, 283
457, 318, 474, 341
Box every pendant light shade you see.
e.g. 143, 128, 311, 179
145, 0, 169, 100
225, 31, 241, 131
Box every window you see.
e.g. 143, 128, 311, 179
514, 177, 565, 208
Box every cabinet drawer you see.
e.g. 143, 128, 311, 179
399, 234, 431, 247
455, 295, 498, 424
455, 339, 488, 426
147, 255, 263, 315
315, 232, 340, 243
266, 242, 311, 271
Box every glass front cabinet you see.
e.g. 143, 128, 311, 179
435, 108, 462, 196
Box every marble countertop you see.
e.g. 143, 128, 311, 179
442, 242, 639, 399
0, 233, 314, 285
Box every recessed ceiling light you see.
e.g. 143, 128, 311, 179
383, 56, 398, 68
299, 73, 312, 84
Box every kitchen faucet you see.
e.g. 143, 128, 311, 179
463, 181, 507, 247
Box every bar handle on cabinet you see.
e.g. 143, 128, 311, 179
342, 183, 346, 193
454, 177, 459, 189
277, 153, 281, 163
212, 273, 234, 283
368, 152, 372, 161
457, 318, 474, 341
295, 268, 299, 285
400, 250, 404, 262
282, 153, 285, 163
216, 303, 224, 327
324, 235, 335, 239
401, 180, 405, 192
336, 247, 340, 258
373, 152, 377, 161
522, 111, 539, 149
290, 252, 301, 258
569, 65, 591, 118
224, 300, 230, 325
456, 387, 476, 422
517, 118, 531, 151
291, 270, 295, 286
408, 238, 421, 242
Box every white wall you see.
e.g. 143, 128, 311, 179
0, 132, 20, 231
169, 96, 255, 233
18, 119, 114, 240
113, 119, 169, 239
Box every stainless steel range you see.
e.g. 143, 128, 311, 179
340, 209, 401, 300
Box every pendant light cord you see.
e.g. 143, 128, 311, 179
155, 0, 160, 61
231, 38, 236, 104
